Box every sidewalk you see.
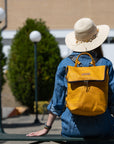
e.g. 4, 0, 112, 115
1, 78, 61, 143
2, 114, 61, 144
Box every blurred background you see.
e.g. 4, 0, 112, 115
0, 0, 114, 120
1, 0, 114, 61
0, 1, 114, 143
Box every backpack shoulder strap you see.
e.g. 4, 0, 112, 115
68, 55, 100, 64
68, 55, 76, 63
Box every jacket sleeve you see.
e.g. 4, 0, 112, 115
108, 61, 114, 114
47, 61, 67, 116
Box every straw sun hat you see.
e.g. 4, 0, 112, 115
65, 18, 110, 52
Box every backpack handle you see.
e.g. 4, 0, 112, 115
75, 52, 96, 67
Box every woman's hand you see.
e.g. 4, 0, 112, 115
26, 112, 56, 137
26, 128, 48, 137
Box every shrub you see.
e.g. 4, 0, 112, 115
34, 101, 49, 114
0, 30, 6, 89
7, 18, 62, 111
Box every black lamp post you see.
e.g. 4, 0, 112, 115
29, 31, 41, 124
0, 7, 5, 133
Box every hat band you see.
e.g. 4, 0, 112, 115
75, 26, 99, 43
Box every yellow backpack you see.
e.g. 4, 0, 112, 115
66, 52, 109, 116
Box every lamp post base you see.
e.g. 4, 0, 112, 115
34, 118, 41, 124
0, 126, 5, 133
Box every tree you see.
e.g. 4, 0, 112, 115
7, 18, 62, 111
0, 30, 6, 89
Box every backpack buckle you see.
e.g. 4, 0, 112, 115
84, 80, 89, 92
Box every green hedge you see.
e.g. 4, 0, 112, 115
34, 101, 49, 114
7, 18, 62, 112
0, 30, 6, 89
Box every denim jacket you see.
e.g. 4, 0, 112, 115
47, 51, 114, 137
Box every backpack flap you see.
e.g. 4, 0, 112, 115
66, 65, 106, 82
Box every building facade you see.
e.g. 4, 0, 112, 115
1, 0, 114, 63
0, 0, 114, 30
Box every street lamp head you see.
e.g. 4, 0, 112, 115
29, 31, 42, 43
0, 8, 5, 22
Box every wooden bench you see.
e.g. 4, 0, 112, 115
0, 133, 114, 144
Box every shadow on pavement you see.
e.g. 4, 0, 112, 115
3, 122, 44, 128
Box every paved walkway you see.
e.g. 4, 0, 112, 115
1, 114, 61, 144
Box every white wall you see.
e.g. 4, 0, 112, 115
102, 44, 114, 67
2, 30, 114, 69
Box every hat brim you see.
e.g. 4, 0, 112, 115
65, 25, 110, 52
